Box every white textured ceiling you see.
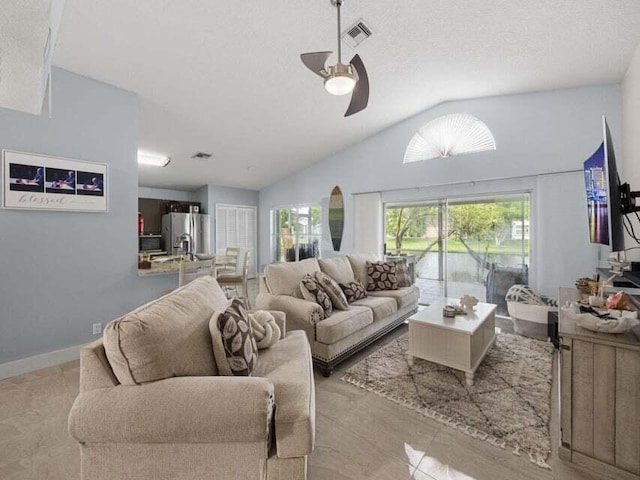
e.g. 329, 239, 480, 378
0, 0, 50, 114
53, 0, 640, 191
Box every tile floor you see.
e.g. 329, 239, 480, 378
0, 280, 599, 480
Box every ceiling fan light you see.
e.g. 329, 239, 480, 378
324, 74, 356, 96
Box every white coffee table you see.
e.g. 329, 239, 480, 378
408, 299, 497, 386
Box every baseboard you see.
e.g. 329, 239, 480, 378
0, 344, 85, 380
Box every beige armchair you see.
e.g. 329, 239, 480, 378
68, 277, 314, 480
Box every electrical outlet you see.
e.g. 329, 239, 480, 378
92, 323, 102, 335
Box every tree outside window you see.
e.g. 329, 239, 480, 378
272, 205, 321, 262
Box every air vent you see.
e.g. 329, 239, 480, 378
191, 152, 212, 160
342, 19, 372, 48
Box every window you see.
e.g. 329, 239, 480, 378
403, 113, 496, 163
272, 205, 321, 262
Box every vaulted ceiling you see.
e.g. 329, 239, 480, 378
53, 0, 640, 191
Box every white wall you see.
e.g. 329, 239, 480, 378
622, 42, 640, 261
259, 84, 621, 296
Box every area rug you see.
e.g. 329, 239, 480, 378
341, 333, 554, 468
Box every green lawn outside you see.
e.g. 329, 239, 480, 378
385, 236, 529, 255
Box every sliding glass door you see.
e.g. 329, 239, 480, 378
385, 193, 530, 314
445, 195, 529, 314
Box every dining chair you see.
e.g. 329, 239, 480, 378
214, 247, 241, 275
178, 258, 215, 288
216, 250, 251, 309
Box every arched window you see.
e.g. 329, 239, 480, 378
403, 113, 496, 163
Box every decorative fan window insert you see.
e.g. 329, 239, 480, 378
403, 113, 496, 163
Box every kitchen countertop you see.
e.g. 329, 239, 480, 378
137, 262, 180, 276
137, 254, 231, 277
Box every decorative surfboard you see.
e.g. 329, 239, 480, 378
328, 186, 344, 252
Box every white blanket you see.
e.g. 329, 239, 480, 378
567, 308, 640, 333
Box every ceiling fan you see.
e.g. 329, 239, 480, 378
300, 0, 369, 117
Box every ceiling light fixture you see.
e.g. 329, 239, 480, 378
137, 151, 171, 167
324, 64, 357, 96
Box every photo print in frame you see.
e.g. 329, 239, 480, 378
2, 150, 108, 212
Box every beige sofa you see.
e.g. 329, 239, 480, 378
256, 255, 420, 376
68, 277, 315, 480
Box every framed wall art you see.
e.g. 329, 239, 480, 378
2, 150, 108, 212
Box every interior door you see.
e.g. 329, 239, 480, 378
215, 204, 257, 278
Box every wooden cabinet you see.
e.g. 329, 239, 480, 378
559, 288, 640, 480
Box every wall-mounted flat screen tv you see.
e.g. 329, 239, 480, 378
583, 117, 624, 251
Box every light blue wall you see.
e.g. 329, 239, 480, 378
195, 186, 209, 213
0, 69, 179, 364
207, 185, 259, 255
138, 186, 199, 203
207, 185, 259, 213
259, 84, 621, 293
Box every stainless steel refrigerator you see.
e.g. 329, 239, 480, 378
162, 213, 211, 256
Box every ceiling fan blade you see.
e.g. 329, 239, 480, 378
345, 54, 369, 117
300, 51, 333, 77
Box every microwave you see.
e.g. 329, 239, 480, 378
139, 234, 163, 252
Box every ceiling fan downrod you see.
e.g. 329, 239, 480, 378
332, 0, 344, 64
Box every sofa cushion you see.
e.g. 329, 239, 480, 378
314, 271, 349, 310
368, 285, 420, 310
253, 331, 315, 458
315, 306, 373, 344
394, 258, 412, 287
103, 277, 227, 385
264, 258, 320, 297
347, 254, 380, 286
318, 256, 355, 284
366, 261, 399, 291
300, 274, 332, 318
339, 280, 368, 303
210, 299, 258, 376
351, 296, 397, 322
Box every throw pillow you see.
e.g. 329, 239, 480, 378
395, 258, 412, 287
248, 311, 281, 349
209, 298, 258, 376
366, 261, 399, 291
314, 271, 349, 310
300, 274, 332, 318
339, 281, 368, 303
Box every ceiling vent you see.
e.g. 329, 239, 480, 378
191, 152, 212, 160
342, 19, 372, 49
